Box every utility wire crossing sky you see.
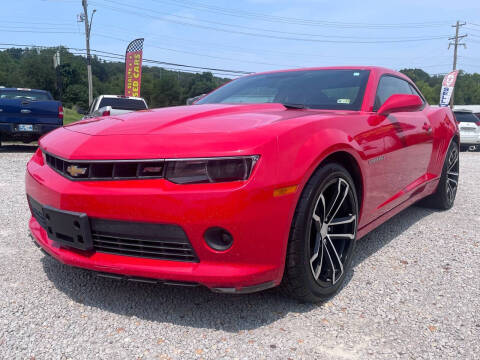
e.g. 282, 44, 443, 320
1, 0, 479, 75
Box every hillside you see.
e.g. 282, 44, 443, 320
1, 47, 479, 107
0, 47, 229, 110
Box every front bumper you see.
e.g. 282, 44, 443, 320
26, 151, 297, 291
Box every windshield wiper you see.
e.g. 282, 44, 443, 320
282, 103, 309, 109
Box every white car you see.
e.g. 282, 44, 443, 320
454, 110, 480, 151
83, 95, 148, 119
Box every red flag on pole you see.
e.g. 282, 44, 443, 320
124, 38, 144, 97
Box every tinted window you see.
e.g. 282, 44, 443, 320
98, 98, 147, 111
454, 112, 480, 123
408, 84, 425, 103
0, 90, 52, 101
374, 76, 414, 110
197, 70, 371, 111
89, 97, 99, 113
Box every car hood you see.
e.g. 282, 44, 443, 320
41, 104, 355, 160
64, 103, 315, 136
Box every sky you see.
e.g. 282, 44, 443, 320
1, 0, 480, 78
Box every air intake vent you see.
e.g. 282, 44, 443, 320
28, 196, 198, 263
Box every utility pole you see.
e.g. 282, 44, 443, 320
448, 21, 467, 108
80, 0, 96, 106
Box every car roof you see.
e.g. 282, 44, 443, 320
454, 109, 473, 113
250, 66, 406, 79
99, 95, 145, 100
454, 105, 480, 112
0, 87, 49, 93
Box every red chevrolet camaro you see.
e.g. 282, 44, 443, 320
26, 67, 459, 302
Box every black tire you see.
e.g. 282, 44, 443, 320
422, 141, 459, 210
460, 145, 468, 152
281, 163, 358, 303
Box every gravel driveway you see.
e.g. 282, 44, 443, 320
0, 144, 479, 360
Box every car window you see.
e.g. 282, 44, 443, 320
408, 84, 426, 104
0, 90, 52, 101
454, 112, 480, 123
89, 98, 98, 113
374, 76, 414, 111
98, 98, 147, 111
197, 69, 371, 111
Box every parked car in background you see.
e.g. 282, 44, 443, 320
186, 94, 206, 105
0, 88, 63, 147
454, 105, 480, 119
454, 109, 480, 151
83, 95, 148, 119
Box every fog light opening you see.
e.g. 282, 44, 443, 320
204, 227, 234, 251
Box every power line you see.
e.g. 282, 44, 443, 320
149, 0, 450, 29
0, 29, 80, 34
92, 0, 449, 44
0, 43, 251, 75
93, 33, 299, 68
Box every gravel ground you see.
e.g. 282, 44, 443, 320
0, 143, 479, 360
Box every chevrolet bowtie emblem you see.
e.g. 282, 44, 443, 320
66, 165, 87, 177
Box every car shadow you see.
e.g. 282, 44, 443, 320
338, 204, 435, 293
0, 143, 37, 153
41, 204, 434, 332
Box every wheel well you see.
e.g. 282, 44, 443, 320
319, 152, 363, 210
452, 134, 459, 146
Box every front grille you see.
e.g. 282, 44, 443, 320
90, 218, 198, 262
28, 197, 198, 262
44, 152, 165, 180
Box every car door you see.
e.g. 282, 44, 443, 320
374, 75, 433, 213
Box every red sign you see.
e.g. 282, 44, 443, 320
124, 38, 144, 97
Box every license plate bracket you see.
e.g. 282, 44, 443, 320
42, 206, 93, 251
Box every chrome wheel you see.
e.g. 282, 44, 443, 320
308, 178, 357, 287
446, 146, 459, 204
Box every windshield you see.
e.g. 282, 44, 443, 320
98, 98, 147, 111
197, 69, 370, 111
455, 112, 480, 123
0, 90, 52, 101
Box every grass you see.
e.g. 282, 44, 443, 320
63, 107, 83, 125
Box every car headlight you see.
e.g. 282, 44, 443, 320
165, 155, 259, 184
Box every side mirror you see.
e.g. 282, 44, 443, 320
77, 108, 88, 115
377, 94, 423, 116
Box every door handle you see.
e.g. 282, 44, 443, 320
20, 109, 31, 114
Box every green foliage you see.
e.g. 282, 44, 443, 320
400, 68, 480, 105
2, 48, 479, 108
63, 107, 83, 125
0, 47, 229, 110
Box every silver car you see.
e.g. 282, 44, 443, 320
455, 110, 480, 151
